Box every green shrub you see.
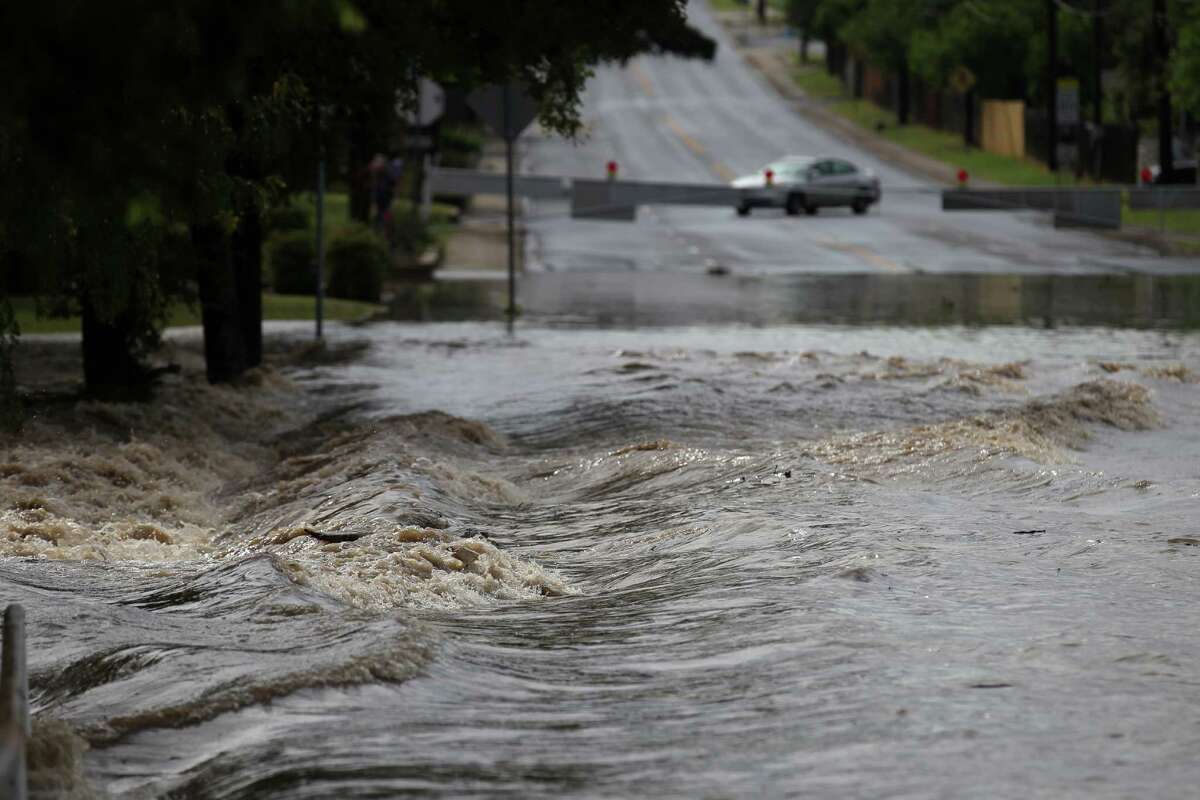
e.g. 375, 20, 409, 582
267, 230, 316, 295
387, 213, 435, 256
327, 224, 387, 302
439, 125, 484, 168
266, 203, 311, 233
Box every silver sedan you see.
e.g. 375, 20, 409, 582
731, 156, 881, 216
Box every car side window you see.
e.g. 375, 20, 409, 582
812, 161, 833, 177
833, 161, 857, 175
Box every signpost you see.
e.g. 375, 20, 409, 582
400, 79, 446, 223
1056, 78, 1080, 126
467, 83, 539, 328
401, 79, 446, 128
1057, 78, 1080, 171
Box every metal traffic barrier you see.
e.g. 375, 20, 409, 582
433, 167, 747, 217
428, 167, 570, 200
435, 166, 1141, 230
941, 187, 1123, 229
570, 178, 744, 221
1128, 187, 1200, 210
1, 604, 28, 800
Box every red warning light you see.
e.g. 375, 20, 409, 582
606, 160, 618, 179
956, 168, 968, 186
1140, 166, 1152, 185
764, 169, 774, 186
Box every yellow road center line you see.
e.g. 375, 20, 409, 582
712, 162, 736, 181
816, 238, 906, 272
662, 115, 706, 157
630, 63, 656, 97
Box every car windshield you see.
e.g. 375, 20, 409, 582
763, 158, 812, 176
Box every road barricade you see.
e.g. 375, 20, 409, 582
942, 188, 1123, 229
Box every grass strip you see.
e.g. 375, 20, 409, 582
790, 59, 1197, 240
10, 294, 384, 335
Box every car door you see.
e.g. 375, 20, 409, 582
806, 159, 836, 205
828, 160, 860, 206
776, 162, 807, 192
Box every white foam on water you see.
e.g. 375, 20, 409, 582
261, 525, 572, 612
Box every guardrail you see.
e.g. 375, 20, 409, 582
430, 167, 744, 220
1, 604, 28, 800
1127, 188, 1200, 210
941, 187, 1124, 229
433, 167, 1198, 234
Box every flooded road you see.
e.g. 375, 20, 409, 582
3, 284, 1200, 797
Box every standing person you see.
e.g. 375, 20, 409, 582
368, 154, 395, 231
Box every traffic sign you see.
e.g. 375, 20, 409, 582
467, 83, 539, 142
1057, 78, 1079, 127
398, 78, 445, 127
403, 134, 434, 150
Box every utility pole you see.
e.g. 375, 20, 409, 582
503, 84, 516, 330
1093, 0, 1103, 128
1155, 0, 1174, 181
315, 155, 326, 340
1047, 0, 1058, 172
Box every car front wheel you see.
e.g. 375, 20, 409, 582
784, 194, 803, 216
736, 202, 751, 217
851, 198, 869, 215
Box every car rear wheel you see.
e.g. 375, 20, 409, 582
784, 194, 802, 216
851, 198, 869, 215
736, 202, 751, 217
804, 204, 818, 216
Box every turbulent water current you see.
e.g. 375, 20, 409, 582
3, 321, 1199, 798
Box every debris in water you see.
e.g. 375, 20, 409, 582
303, 527, 372, 543
1167, 537, 1199, 547
1012, 529, 1047, 535
612, 439, 671, 455
1141, 364, 1196, 382
837, 566, 874, 582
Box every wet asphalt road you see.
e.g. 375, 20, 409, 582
520, 1, 1197, 277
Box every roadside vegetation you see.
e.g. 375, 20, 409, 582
0, 1, 718, 420
780, 0, 1199, 247
791, 60, 1064, 187
10, 295, 384, 335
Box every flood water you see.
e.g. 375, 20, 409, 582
3, 273, 1200, 798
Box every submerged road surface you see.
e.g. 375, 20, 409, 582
522, 1, 1196, 276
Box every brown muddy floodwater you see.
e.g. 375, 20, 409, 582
2, 275, 1200, 798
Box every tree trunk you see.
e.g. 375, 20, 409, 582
1047, 0, 1058, 171
231, 208, 263, 368
349, 115, 372, 223
898, 64, 911, 125
192, 222, 248, 384
755, 0, 766, 24
1093, 0, 1104, 128
800, 34, 809, 64
81, 301, 149, 400
964, 89, 977, 147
